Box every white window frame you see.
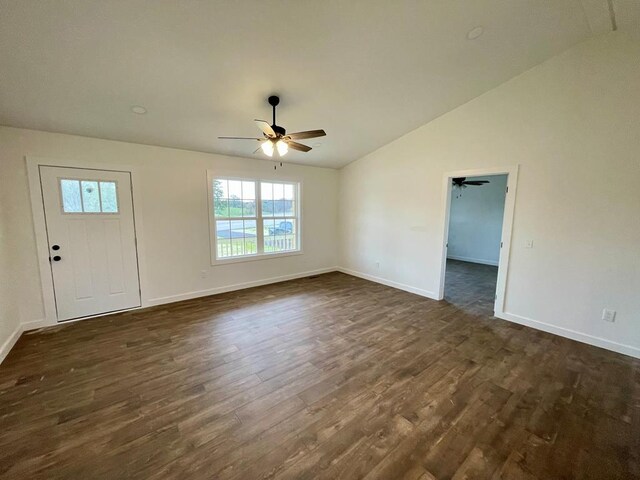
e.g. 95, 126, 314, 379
207, 171, 303, 265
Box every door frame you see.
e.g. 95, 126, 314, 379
436, 165, 519, 316
26, 156, 149, 326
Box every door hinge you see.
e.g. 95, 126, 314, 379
500, 241, 503, 248
506, 186, 509, 193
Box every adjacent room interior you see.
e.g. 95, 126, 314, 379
1, 1, 639, 479
444, 174, 507, 315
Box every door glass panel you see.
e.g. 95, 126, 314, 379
81, 181, 100, 212
60, 179, 82, 212
99, 182, 118, 213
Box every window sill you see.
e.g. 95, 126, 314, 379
211, 249, 303, 266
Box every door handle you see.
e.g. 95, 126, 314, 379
52, 255, 62, 262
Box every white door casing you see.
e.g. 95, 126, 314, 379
39, 166, 141, 321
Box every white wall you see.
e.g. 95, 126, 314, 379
447, 175, 507, 266
339, 31, 640, 358
0, 188, 21, 362
0, 126, 339, 355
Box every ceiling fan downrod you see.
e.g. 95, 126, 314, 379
268, 95, 279, 128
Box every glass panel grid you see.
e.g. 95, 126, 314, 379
60, 178, 119, 214
213, 178, 298, 260
61, 179, 82, 212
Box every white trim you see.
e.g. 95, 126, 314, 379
446, 255, 499, 267
496, 311, 640, 359
338, 266, 639, 360
25, 155, 149, 328
0, 319, 49, 365
2, 268, 339, 362
337, 267, 438, 300
437, 165, 519, 316
0, 324, 23, 364
146, 267, 338, 306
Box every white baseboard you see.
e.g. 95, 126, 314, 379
21, 319, 49, 332
337, 267, 438, 300
0, 323, 23, 365
0, 269, 338, 364
146, 267, 339, 306
4, 271, 637, 363
496, 311, 640, 359
0, 318, 49, 364
447, 255, 499, 266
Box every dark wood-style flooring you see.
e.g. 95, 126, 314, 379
0, 272, 638, 479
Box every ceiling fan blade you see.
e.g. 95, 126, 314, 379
285, 129, 326, 140
286, 141, 312, 152
254, 119, 276, 137
218, 136, 262, 140
463, 181, 489, 186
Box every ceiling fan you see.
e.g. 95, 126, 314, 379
218, 96, 326, 158
452, 177, 489, 198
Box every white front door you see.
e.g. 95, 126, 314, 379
39, 166, 141, 321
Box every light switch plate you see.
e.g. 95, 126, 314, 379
602, 309, 616, 323
525, 240, 534, 249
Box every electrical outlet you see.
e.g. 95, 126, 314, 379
602, 309, 616, 323
200, 270, 208, 279
375, 262, 380, 269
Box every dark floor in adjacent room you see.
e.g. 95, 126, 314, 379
0, 272, 638, 479
445, 259, 499, 316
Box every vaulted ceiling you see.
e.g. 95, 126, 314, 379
0, 0, 633, 168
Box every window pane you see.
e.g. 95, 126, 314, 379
284, 184, 294, 200
81, 181, 100, 212
231, 237, 244, 256
216, 199, 230, 218
273, 183, 284, 201
242, 200, 256, 217
244, 237, 257, 255
228, 196, 243, 217
284, 200, 296, 217
261, 182, 273, 200
264, 218, 296, 253
216, 220, 231, 238
244, 219, 257, 237
229, 219, 244, 238
228, 180, 242, 198
242, 181, 256, 200
216, 220, 231, 258
99, 182, 118, 213
60, 179, 82, 212
274, 199, 286, 216
213, 180, 229, 217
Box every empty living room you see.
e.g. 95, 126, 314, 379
1, 1, 639, 479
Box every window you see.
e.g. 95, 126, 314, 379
60, 179, 119, 213
210, 176, 300, 262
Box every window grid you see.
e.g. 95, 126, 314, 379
211, 177, 299, 261
59, 178, 119, 214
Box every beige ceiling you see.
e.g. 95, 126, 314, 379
0, 0, 626, 168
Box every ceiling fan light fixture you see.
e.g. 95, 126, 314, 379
261, 140, 274, 157
219, 96, 326, 158
276, 140, 288, 157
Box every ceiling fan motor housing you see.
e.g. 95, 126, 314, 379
271, 125, 286, 137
